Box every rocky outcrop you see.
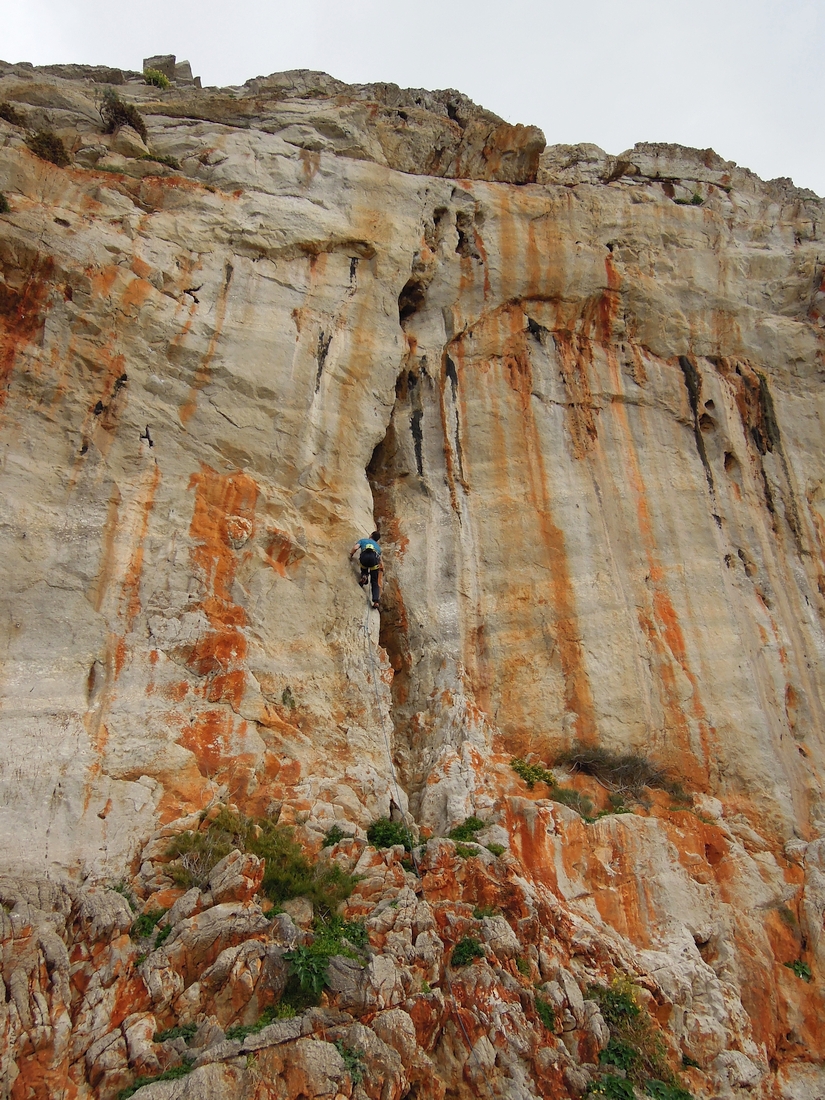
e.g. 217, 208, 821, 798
0, 60, 823, 1100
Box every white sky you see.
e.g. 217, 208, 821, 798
4, 0, 824, 196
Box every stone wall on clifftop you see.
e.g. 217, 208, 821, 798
0, 62, 823, 1100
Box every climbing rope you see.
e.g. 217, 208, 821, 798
361, 600, 497, 1099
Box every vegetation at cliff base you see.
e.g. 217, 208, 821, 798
99, 88, 148, 143
166, 807, 356, 912
26, 130, 70, 167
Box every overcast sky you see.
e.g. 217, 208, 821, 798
5, 0, 824, 196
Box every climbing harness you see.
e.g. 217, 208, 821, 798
361, 607, 497, 1100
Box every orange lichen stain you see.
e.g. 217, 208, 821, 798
121, 275, 152, 313
143, 887, 185, 910
131, 256, 152, 279
0, 253, 55, 409
120, 462, 161, 634
179, 261, 234, 425
163, 680, 189, 702
89, 265, 119, 298
264, 528, 306, 577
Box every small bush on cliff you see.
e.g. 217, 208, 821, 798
99, 88, 148, 143
451, 936, 485, 967
785, 958, 812, 982
448, 816, 486, 842
587, 977, 690, 1095
130, 908, 166, 939
555, 744, 690, 804
167, 808, 356, 912
535, 995, 556, 1030
26, 129, 70, 167
334, 1041, 366, 1085
118, 1063, 192, 1099
143, 67, 171, 89
367, 817, 411, 851
282, 914, 368, 1002
511, 757, 556, 789
0, 193, 9, 215
589, 1077, 635, 1100
0, 102, 26, 126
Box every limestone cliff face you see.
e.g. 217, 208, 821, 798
0, 62, 824, 1100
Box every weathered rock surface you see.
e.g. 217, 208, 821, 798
0, 59, 823, 1100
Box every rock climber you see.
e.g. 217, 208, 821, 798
350, 530, 383, 609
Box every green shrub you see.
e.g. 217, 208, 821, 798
167, 808, 356, 912
154, 924, 172, 949
589, 1076, 636, 1100
681, 1055, 700, 1069
690, 193, 704, 206
334, 1040, 366, 1085
448, 816, 486, 842
785, 959, 812, 982
282, 686, 296, 708
118, 1063, 192, 1099
154, 1023, 197, 1044
131, 909, 167, 940
451, 936, 484, 967
601, 1038, 642, 1073
283, 914, 368, 997
645, 1080, 694, 1100
454, 843, 480, 859
587, 978, 674, 1087
553, 786, 595, 818
225, 1006, 278, 1041
535, 996, 555, 1030
556, 744, 689, 803
143, 68, 171, 89
511, 757, 556, 789
472, 904, 496, 919
322, 824, 347, 848
515, 955, 530, 976
0, 193, 8, 215
0, 102, 25, 126
99, 88, 148, 143
486, 842, 506, 857
367, 817, 411, 851
26, 130, 70, 167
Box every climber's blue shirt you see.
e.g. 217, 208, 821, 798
357, 538, 381, 556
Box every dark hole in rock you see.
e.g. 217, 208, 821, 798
398, 277, 427, 324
